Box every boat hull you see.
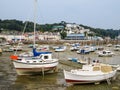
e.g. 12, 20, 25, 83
63, 70, 116, 84
13, 61, 58, 75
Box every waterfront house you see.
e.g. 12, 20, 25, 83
65, 33, 85, 40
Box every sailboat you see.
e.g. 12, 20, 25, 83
10, 0, 58, 75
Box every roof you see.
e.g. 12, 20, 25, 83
67, 34, 84, 37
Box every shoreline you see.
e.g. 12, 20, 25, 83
22, 39, 120, 45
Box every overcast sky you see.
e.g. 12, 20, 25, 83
0, 0, 120, 29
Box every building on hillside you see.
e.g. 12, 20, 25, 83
65, 33, 85, 40
65, 23, 90, 34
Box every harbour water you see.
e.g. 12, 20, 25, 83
0, 45, 120, 90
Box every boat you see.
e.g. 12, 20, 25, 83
106, 44, 112, 47
55, 46, 66, 52
77, 48, 90, 54
9, 46, 23, 51
114, 45, 120, 51
68, 58, 87, 65
3, 48, 14, 52
117, 66, 120, 71
10, 0, 58, 75
70, 46, 79, 51
68, 58, 78, 62
70, 43, 80, 51
63, 63, 117, 84
36, 45, 49, 51
97, 50, 114, 57
18, 51, 33, 57
96, 46, 104, 50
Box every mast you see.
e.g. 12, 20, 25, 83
33, 0, 37, 48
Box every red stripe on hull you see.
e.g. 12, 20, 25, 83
65, 79, 99, 84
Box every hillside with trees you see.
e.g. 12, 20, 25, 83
0, 19, 120, 39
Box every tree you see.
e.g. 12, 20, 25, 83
60, 31, 67, 39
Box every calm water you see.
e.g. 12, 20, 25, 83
0, 45, 120, 90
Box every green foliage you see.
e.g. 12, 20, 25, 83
80, 24, 120, 39
60, 31, 67, 39
0, 19, 120, 39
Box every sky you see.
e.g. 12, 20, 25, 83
0, 0, 120, 30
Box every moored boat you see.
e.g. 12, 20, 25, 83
97, 50, 114, 57
114, 45, 120, 51
11, 48, 58, 75
55, 46, 66, 52
9, 46, 23, 51
10, 0, 58, 75
63, 63, 117, 84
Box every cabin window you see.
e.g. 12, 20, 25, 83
44, 56, 48, 59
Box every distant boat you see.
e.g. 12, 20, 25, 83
97, 50, 114, 57
55, 46, 66, 52
63, 63, 117, 84
70, 46, 79, 51
3, 48, 14, 52
68, 58, 87, 65
77, 49, 90, 54
36, 45, 49, 51
106, 44, 112, 47
114, 45, 120, 51
96, 46, 104, 50
9, 46, 23, 51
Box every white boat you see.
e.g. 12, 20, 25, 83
3, 48, 14, 52
11, 50, 58, 75
114, 45, 120, 51
18, 51, 33, 57
36, 45, 49, 51
77, 48, 90, 54
97, 50, 114, 57
63, 63, 117, 84
117, 66, 120, 71
70, 46, 79, 51
107, 44, 112, 47
77, 59, 88, 65
9, 46, 23, 51
10, 0, 58, 75
55, 46, 66, 52
84, 46, 96, 52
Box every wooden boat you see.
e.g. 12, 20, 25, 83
63, 63, 117, 84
